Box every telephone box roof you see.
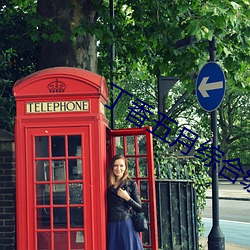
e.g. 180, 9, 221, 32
13, 67, 108, 100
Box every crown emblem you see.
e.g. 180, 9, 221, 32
47, 79, 66, 93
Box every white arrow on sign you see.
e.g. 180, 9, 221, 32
198, 76, 223, 98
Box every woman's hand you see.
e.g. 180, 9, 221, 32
117, 188, 131, 201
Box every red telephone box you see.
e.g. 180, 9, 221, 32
13, 67, 158, 250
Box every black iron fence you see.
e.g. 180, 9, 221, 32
156, 179, 198, 250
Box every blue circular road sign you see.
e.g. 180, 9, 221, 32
196, 62, 226, 112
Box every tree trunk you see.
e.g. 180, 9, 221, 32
37, 0, 100, 72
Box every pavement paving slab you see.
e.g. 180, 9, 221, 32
206, 180, 250, 200
200, 238, 250, 250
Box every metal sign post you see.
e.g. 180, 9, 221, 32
196, 60, 225, 250
197, 37, 226, 250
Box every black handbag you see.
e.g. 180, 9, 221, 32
131, 210, 148, 232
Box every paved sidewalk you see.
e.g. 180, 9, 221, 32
206, 180, 250, 200
202, 180, 250, 249
200, 238, 250, 250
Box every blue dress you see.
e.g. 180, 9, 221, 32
108, 217, 143, 250
107, 180, 144, 250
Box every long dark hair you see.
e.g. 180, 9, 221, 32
107, 154, 130, 187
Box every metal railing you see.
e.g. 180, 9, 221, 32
156, 179, 198, 250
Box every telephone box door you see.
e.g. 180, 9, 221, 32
26, 126, 92, 250
109, 126, 158, 250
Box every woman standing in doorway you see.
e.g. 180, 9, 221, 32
107, 154, 144, 250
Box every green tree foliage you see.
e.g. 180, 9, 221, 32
98, 0, 249, 88
97, 0, 249, 166
0, 0, 248, 188
0, 0, 38, 131
97, 0, 250, 166
218, 89, 250, 164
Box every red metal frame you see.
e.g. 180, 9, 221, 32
26, 127, 91, 250
108, 126, 158, 250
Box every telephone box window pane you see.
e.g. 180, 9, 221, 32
54, 231, 68, 248
35, 136, 49, 157
52, 160, 66, 181
68, 135, 81, 156
37, 208, 50, 229
127, 136, 135, 155
128, 158, 136, 177
142, 227, 151, 247
139, 158, 148, 177
69, 159, 82, 180
52, 136, 65, 157
42, 186, 50, 207
53, 184, 66, 204
37, 232, 51, 250
36, 184, 47, 205
53, 208, 67, 227
70, 207, 83, 227
140, 181, 149, 200
115, 136, 124, 155
142, 202, 151, 246
71, 231, 84, 247
69, 183, 83, 204
138, 135, 146, 155
142, 202, 150, 222
36, 160, 49, 181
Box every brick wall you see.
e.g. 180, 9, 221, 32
0, 129, 15, 250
